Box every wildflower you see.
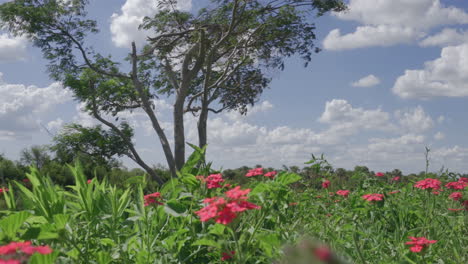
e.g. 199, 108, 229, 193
336, 190, 350, 198
392, 176, 400, 181
458, 177, 468, 183
389, 190, 400, 194
432, 191, 440, 195
195, 186, 260, 225
322, 180, 330, 189
448, 208, 464, 211
264, 171, 277, 179
221, 251, 235, 261
245, 168, 263, 177
144, 192, 163, 206
0, 241, 52, 256
449, 192, 463, 201
87, 179, 92, 184
223, 183, 231, 188
0, 188, 8, 194
375, 172, 384, 177
362, 193, 384, 202
205, 174, 224, 189
414, 178, 441, 190
445, 181, 467, 190
405, 237, 437, 253
313, 246, 331, 261
0, 259, 21, 264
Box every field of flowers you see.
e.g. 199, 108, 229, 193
0, 147, 467, 263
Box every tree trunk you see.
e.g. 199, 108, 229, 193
173, 92, 186, 170
198, 100, 209, 149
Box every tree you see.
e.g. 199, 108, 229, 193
19, 145, 51, 169
0, 0, 346, 184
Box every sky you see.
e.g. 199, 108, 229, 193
1, 0, 468, 174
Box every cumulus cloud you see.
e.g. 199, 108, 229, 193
419, 28, 468, 47
395, 106, 434, 133
393, 43, 468, 99
110, 0, 192, 48
323, 26, 420, 50
324, 0, 468, 50
434, 132, 445, 140
46, 118, 64, 132
0, 73, 72, 139
225, 101, 274, 121
0, 34, 28, 62
351, 74, 381, 87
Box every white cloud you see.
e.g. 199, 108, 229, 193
0, 73, 72, 139
323, 26, 420, 50
110, 0, 192, 48
351, 74, 381, 87
225, 101, 274, 121
393, 43, 468, 99
395, 106, 434, 133
46, 118, 64, 132
419, 28, 468, 47
437, 115, 445, 123
0, 34, 28, 62
434, 131, 445, 140
324, 0, 468, 50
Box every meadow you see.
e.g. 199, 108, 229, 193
0, 148, 467, 264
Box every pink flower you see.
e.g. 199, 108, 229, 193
389, 190, 400, 194
245, 168, 264, 177
144, 192, 163, 206
196, 187, 260, 225
313, 246, 331, 261
375, 172, 385, 177
205, 174, 225, 189
221, 251, 235, 261
264, 171, 277, 179
448, 208, 464, 211
0, 259, 21, 264
362, 193, 384, 202
432, 191, 440, 195
405, 237, 437, 253
336, 190, 350, 198
321, 180, 330, 189
414, 178, 441, 190
0, 188, 9, 194
0, 241, 52, 257
21, 245, 52, 255
458, 177, 468, 183
445, 181, 467, 190
87, 179, 92, 184
392, 176, 400, 181
449, 192, 463, 201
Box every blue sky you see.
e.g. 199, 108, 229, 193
1, 0, 468, 174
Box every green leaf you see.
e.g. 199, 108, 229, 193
275, 172, 301, 185
0, 211, 31, 239
29, 251, 58, 264
191, 238, 221, 248
164, 199, 187, 217
208, 224, 226, 236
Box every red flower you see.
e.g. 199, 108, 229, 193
21, 245, 52, 255
245, 168, 263, 177
336, 190, 350, 197
405, 237, 437, 253
432, 191, 440, 195
221, 251, 235, 261
0, 188, 8, 194
392, 176, 400, 181
362, 193, 384, 202
22, 179, 30, 183
449, 192, 463, 201
463, 200, 468, 211
322, 180, 330, 189
375, 172, 384, 177
264, 171, 277, 179
0, 241, 52, 256
448, 208, 464, 211
458, 177, 468, 183
144, 192, 163, 206
313, 246, 331, 261
205, 174, 224, 189
86, 179, 92, 184
414, 178, 441, 190
445, 181, 467, 190
195, 187, 260, 225
0, 259, 21, 264
389, 190, 400, 194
